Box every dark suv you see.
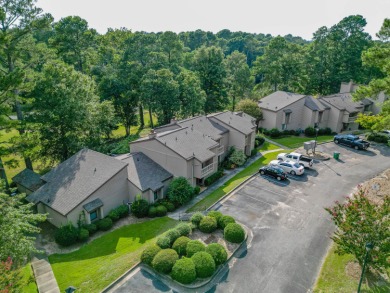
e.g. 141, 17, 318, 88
334, 134, 370, 150
259, 166, 288, 181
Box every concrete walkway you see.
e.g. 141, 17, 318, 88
168, 148, 283, 220
31, 257, 60, 293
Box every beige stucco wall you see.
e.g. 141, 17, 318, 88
302, 107, 315, 128
208, 118, 246, 152
128, 177, 172, 203
127, 180, 143, 202
278, 98, 306, 130
38, 203, 68, 228
259, 109, 277, 130
320, 101, 344, 132
16, 183, 33, 195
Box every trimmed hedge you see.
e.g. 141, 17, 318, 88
156, 236, 171, 249
131, 199, 149, 218
156, 205, 168, 217
97, 218, 113, 231
194, 186, 201, 195
207, 211, 223, 222
152, 249, 179, 274
108, 209, 120, 222
116, 204, 129, 218
186, 240, 206, 257
141, 245, 162, 266
204, 169, 224, 186
172, 236, 191, 256
78, 228, 89, 242
190, 212, 204, 227
165, 229, 180, 245
176, 223, 192, 236
199, 216, 218, 233
171, 257, 197, 284
148, 206, 157, 218
218, 215, 236, 229
54, 224, 79, 247
206, 243, 228, 266
224, 223, 245, 243
191, 252, 216, 278
83, 223, 97, 235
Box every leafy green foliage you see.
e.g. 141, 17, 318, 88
131, 199, 149, 218
199, 216, 218, 233
0, 257, 19, 293
151, 249, 179, 274
172, 236, 191, 256
141, 245, 161, 266
177, 69, 206, 117
229, 148, 247, 167
156, 236, 171, 249
167, 177, 194, 206
207, 211, 223, 222
96, 218, 113, 231
204, 169, 224, 186
155, 205, 168, 217
115, 205, 129, 218
83, 224, 97, 235
78, 228, 89, 242
218, 215, 236, 229
190, 212, 204, 227
194, 186, 201, 195
186, 240, 206, 257
304, 127, 316, 137
165, 229, 181, 245
175, 223, 192, 236
236, 99, 262, 128
325, 187, 389, 273
355, 113, 384, 132
54, 224, 79, 247
171, 257, 197, 284
206, 243, 228, 266
107, 210, 120, 222
191, 251, 216, 278
148, 206, 157, 218
224, 223, 245, 243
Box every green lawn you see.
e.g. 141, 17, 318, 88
19, 263, 38, 293
266, 135, 334, 149
258, 141, 282, 151
49, 217, 178, 292
112, 110, 158, 138
187, 149, 286, 212
314, 244, 389, 293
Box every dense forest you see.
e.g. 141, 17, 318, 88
1, 0, 389, 182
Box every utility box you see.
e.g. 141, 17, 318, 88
304, 142, 313, 151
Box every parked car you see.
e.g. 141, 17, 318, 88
333, 134, 370, 150
277, 152, 314, 168
259, 166, 288, 181
269, 160, 305, 176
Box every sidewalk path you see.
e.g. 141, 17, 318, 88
31, 256, 60, 293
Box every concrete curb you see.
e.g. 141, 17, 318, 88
101, 262, 141, 293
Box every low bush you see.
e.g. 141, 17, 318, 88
141, 245, 161, 266
204, 169, 224, 186
323, 127, 332, 135
304, 126, 316, 137
367, 133, 389, 143
199, 216, 218, 233
152, 249, 179, 274
96, 218, 113, 231
218, 215, 236, 229
191, 252, 216, 278
172, 236, 191, 256
167, 177, 194, 207
78, 228, 89, 242
131, 199, 149, 218
156, 205, 168, 217
54, 224, 79, 247
224, 223, 245, 243
165, 229, 181, 245
269, 128, 281, 138
190, 212, 204, 227
165, 202, 176, 212
255, 135, 265, 147
171, 257, 197, 284
176, 223, 192, 236
207, 211, 223, 222
289, 129, 296, 135
107, 209, 120, 222
186, 240, 206, 257
156, 236, 171, 249
194, 186, 201, 195
116, 205, 129, 218
229, 149, 247, 166
206, 243, 228, 266
83, 223, 97, 235
148, 206, 157, 218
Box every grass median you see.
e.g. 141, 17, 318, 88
266, 135, 334, 149
187, 149, 286, 212
49, 217, 178, 292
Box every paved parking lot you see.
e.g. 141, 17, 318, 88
111, 142, 390, 293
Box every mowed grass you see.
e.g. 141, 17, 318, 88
112, 110, 158, 138
19, 263, 38, 293
187, 148, 286, 212
266, 135, 334, 149
49, 217, 178, 292
314, 244, 390, 293
258, 141, 282, 151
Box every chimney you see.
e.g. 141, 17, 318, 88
148, 129, 157, 139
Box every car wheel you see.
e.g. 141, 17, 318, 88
277, 176, 281, 181
334, 139, 339, 144
354, 145, 359, 150
260, 170, 265, 175
290, 170, 296, 175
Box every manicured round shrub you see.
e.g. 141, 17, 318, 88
218, 215, 236, 229
156, 205, 168, 217
167, 177, 194, 206
171, 257, 196, 284
131, 199, 149, 218
206, 243, 228, 266
199, 216, 217, 233
141, 245, 162, 266
165, 229, 180, 245
78, 228, 89, 242
191, 252, 216, 278
152, 249, 179, 274
207, 211, 223, 222
176, 223, 192, 236
83, 224, 97, 235
116, 205, 129, 218
108, 209, 120, 222
224, 223, 245, 243
148, 206, 157, 218
159, 201, 176, 212
97, 218, 113, 231
190, 212, 204, 227
172, 236, 191, 256
304, 126, 316, 137
156, 236, 171, 249
54, 224, 79, 247
194, 186, 201, 195
186, 240, 206, 257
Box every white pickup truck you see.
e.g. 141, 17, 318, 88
277, 152, 314, 168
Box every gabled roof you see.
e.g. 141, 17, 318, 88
304, 96, 329, 111
119, 152, 173, 192
177, 115, 228, 141
12, 168, 44, 192
208, 111, 255, 135
27, 149, 128, 216
258, 91, 306, 112
234, 111, 256, 124
319, 93, 370, 113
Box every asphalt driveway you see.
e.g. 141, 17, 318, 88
111, 142, 390, 293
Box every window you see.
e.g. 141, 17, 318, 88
90, 210, 98, 221
318, 111, 323, 123
282, 124, 286, 130
285, 113, 291, 124
154, 191, 158, 201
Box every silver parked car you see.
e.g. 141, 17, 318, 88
269, 160, 305, 175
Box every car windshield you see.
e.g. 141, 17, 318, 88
293, 163, 300, 168
274, 167, 284, 174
